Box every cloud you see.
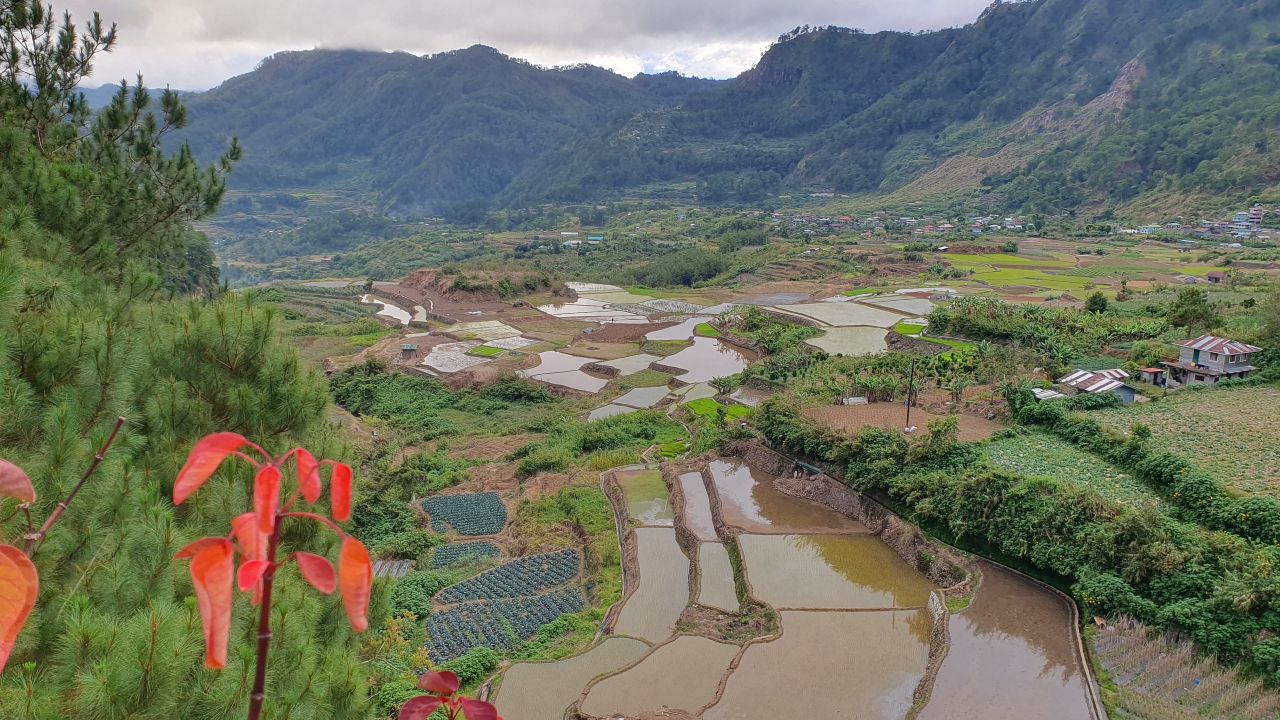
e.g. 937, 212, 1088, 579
59, 0, 991, 89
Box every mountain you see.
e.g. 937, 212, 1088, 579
510, 0, 1280, 215
179, 0, 1280, 218
80, 83, 194, 108
177, 46, 720, 214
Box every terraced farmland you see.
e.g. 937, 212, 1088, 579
1085, 386, 1280, 500
437, 549, 580, 603
431, 541, 501, 568
423, 492, 508, 535
427, 588, 585, 662
985, 432, 1168, 510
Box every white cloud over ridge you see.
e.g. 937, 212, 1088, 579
60, 0, 990, 90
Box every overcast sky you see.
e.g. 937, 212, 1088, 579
62, 0, 993, 90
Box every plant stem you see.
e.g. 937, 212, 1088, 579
24, 416, 126, 556
247, 519, 282, 720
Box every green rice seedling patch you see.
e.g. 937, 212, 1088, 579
942, 252, 1074, 270
436, 549, 580, 604
467, 345, 506, 358
423, 492, 508, 535
971, 268, 1098, 292
432, 541, 502, 569
642, 339, 693, 357
427, 587, 585, 662
694, 323, 721, 338
842, 287, 880, 297
659, 440, 688, 458
895, 322, 927, 336
986, 432, 1167, 510
685, 398, 752, 422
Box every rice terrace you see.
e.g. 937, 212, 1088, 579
5, 1, 1280, 719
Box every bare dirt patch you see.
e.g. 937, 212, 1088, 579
805, 404, 1002, 442
579, 322, 679, 344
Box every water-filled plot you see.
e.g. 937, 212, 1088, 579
737, 534, 934, 609
706, 459, 867, 534
360, 295, 411, 325
696, 542, 739, 613
422, 492, 508, 535
616, 469, 674, 526
612, 527, 690, 642
431, 541, 500, 568
917, 560, 1095, 720
659, 337, 752, 383
436, 549, 579, 604
426, 587, 584, 662
496, 637, 650, 720
704, 610, 930, 720
579, 635, 739, 718
677, 472, 717, 541
806, 326, 890, 356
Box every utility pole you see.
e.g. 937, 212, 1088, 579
905, 359, 917, 432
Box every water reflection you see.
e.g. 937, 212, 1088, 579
707, 459, 866, 533
918, 560, 1092, 720
617, 469, 673, 526
678, 472, 717, 541
660, 338, 753, 383
738, 534, 935, 610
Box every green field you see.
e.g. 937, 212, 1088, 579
986, 431, 1168, 510
694, 322, 721, 338
467, 345, 506, 358
1086, 385, 1280, 500
685, 398, 752, 422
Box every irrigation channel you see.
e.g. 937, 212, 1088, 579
491, 444, 1105, 720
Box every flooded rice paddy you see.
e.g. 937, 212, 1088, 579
772, 301, 905, 328
677, 472, 718, 541
617, 469, 674, 526
613, 385, 670, 409
696, 542, 739, 613
360, 295, 411, 325
596, 352, 661, 376
707, 459, 868, 534
612, 527, 690, 642
737, 534, 934, 609
420, 341, 489, 373
807, 326, 890, 356
659, 337, 752, 383
495, 637, 649, 720
645, 316, 710, 341
518, 350, 611, 393
580, 635, 739, 718
587, 403, 635, 421
535, 297, 648, 324
704, 610, 930, 720
918, 560, 1094, 720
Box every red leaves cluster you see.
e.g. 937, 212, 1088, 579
399, 671, 502, 720
0, 461, 38, 674
172, 433, 371, 669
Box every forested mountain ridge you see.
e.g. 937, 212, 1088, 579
177, 46, 721, 215
178, 0, 1280, 218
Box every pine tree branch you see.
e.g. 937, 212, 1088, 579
24, 415, 126, 555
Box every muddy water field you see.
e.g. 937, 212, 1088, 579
493, 453, 1101, 720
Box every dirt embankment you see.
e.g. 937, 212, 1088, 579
403, 268, 566, 302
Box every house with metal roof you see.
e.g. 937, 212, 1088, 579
1056, 368, 1138, 404
1161, 335, 1262, 386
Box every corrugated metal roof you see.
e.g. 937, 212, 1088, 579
1176, 335, 1262, 355
1058, 369, 1132, 394
1032, 388, 1067, 401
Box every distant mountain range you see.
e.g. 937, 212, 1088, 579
81, 83, 194, 108
176, 0, 1280, 218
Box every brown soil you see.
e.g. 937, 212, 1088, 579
885, 331, 946, 355
578, 322, 676, 344
403, 268, 567, 302
444, 434, 541, 462
804, 404, 1002, 442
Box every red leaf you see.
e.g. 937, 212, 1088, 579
0, 544, 38, 674
231, 513, 268, 561
398, 696, 444, 720
459, 697, 500, 720
254, 465, 282, 534
419, 670, 460, 695
338, 536, 371, 633
294, 552, 336, 594
295, 449, 320, 503
0, 460, 35, 504
184, 538, 234, 669
174, 433, 249, 505
329, 462, 352, 522
237, 559, 270, 592
176, 537, 229, 559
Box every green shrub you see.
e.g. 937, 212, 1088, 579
391, 570, 456, 619
438, 647, 500, 686
517, 446, 572, 477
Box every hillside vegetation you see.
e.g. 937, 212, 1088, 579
178, 0, 1280, 218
